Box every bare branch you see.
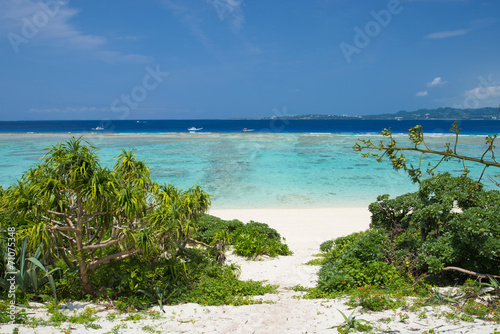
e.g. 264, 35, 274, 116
88, 248, 140, 271
442, 266, 500, 279
81, 234, 126, 251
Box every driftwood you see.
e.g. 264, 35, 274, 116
442, 266, 500, 279
412, 266, 500, 287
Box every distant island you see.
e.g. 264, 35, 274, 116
264, 107, 500, 120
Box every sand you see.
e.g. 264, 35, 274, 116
2, 207, 498, 333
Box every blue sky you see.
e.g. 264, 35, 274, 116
1, 0, 499, 120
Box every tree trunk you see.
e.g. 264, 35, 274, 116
78, 257, 93, 295
76, 193, 93, 295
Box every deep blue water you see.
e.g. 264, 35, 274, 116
0, 119, 499, 134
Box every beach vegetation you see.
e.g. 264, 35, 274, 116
315, 174, 499, 295
196, 215, 292, 259
0, 137, 287, 310
304, 254, 327, 266
334, 309, 372, 333
1, 137, 211, 295
313, 122, 500, 324
0, 237, 60, 302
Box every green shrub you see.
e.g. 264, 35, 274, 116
348, 286, 404, 311
319, 240, 334, 253
317, 174, 500, 297
196, 215, 244, 244
372, 174, 500, 278
52, 245, 277, 308
317, 229, 405, 292
196, 216, 292, 259
324, 231, 367, 261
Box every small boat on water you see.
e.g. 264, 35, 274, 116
188, 127, 203, 133
92, 126, 104, 131
242, 128, 254, 132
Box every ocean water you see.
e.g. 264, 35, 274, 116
1, 119, 498, 209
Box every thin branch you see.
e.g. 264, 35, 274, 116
81, 235, 126, 251
187, 238, 215, 249
47, 210, 74, 220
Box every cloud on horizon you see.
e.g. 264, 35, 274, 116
416, 91, 428, 97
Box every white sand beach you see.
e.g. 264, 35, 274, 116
2, 207, 498, 333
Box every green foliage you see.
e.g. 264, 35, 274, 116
348, 286, 404, 311
1, 138, 282, 309
51, 245, 276, 308
196, 215, 244, 244
232, 221, 292, 258
319, 239, 334, 253
304, 254, 327, 266
318, 229, 406, 293
0, 300, 28, 324
0, 238, 60, 301
335, 309, 372, 333
316, 172, 499, 302
196, 215, 292, 259
370, 173, 500, 278
0, 137, 210, 296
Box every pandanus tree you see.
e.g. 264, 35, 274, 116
3, 137, 210, 295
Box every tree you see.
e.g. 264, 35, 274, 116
2, 137, 210, 295
353, 121, 499, 183
349, 121, 500, 281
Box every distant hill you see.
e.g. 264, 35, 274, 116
264, 107, 500, 120
363, 107, 500, 120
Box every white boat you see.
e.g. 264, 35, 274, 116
92, 126, 104, 131
242, 128, 254, 132
188, 127, 203, 133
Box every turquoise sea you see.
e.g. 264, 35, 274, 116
0, 119, 497, 209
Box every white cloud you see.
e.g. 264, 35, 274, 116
416, 91, 428, 97
426, 77, 447, 87
1, 1, 105, 49
207, 0, 245, 33
425, 29, 469, 39
1, 0, 150, 62
465, 85, 500, 99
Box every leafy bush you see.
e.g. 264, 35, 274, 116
316, 173, 500, 295
348, 286, 404, 311
319, 240, 334, 253
196, 216, 292, 259
371, 173, 500, 277
318, 229, 405, 292
232, 221, 292, 258
196, 215, 244, 244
